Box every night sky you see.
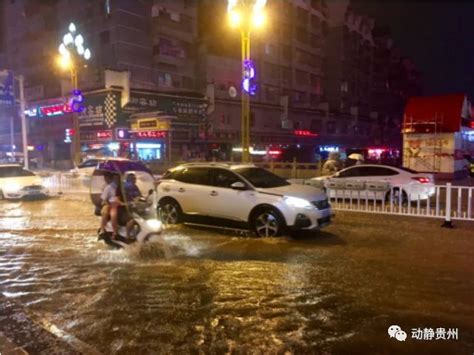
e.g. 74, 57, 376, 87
352, 1, 474, 99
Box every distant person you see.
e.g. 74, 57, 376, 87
322, 152, 343, 176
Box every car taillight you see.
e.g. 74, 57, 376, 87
411, 177, 431, 183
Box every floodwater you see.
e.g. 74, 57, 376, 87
0, 197, 473, 354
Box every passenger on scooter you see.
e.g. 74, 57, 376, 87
99, 172, 119, 239
124, 173, 142, 202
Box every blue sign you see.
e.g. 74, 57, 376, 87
69, 89, 84, 112
242, 60, 257, 96
0, 70, 15, 106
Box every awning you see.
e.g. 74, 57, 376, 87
404, 94, 468, 133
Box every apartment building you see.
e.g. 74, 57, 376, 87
197, 0, 329, 158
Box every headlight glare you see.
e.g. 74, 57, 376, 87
146, 219, 162, 231
284, 196, 312, 209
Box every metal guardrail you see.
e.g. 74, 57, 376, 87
41, 172, 89, 195
42, 171, 474, 225
301, 179, 474, 224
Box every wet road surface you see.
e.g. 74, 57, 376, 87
0, 196, 473, 354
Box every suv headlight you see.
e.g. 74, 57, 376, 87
284, 196, 312, 209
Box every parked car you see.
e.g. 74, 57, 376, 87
310, 164, 435, 202
157, 163, 332, 237
0, 164, 49, 200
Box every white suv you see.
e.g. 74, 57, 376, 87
157, 163, 332, 237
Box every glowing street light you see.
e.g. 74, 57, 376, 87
227, 0, 267, 163
57, 22, 91, 166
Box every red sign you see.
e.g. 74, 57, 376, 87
294, 130, 318, 137
470, 121, 474, 129
135, 131, 167, 139
40, 104, 72, 116
96, 130, 112, 139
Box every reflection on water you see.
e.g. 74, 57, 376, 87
0, 199, 473, 354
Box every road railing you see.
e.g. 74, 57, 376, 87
298, 179, 474, 225
40, 172, 89, 195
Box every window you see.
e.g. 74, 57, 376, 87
0, 167, 35, 178
296, 27, 308, 44
293, 90, 306, 104
235, 168, 290, 188
338, 167, 365, 178
326, 121, 336, 134
265, 43, 275, 56
365, 167, 399, 176
281, 45, 291, 61
295, 70, 308, 85
310, 119, 321, 131
100, 30, 110, 45
78, 159, 98, 168
210, 169, 242, 188
341, 81, 349, 93
281, 66, 291, 85
177, 168, 210, 185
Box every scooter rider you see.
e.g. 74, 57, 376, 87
99, 172, 119, 239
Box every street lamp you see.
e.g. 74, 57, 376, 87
228, 0, 267, 163
57, 22, 91, 166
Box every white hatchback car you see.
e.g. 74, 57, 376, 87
311, 164, 435, 202
157, 163, 332, 237
0, 164, 49, 200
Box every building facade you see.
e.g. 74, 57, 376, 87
0, 0, 423, 166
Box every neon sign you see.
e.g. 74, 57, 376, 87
294, 130, 318, 137
135, 131, 167, 139
242, 59, 257, 96
68, 89, 84, 113
25, 90, 83, 118
96, 130, 112, 139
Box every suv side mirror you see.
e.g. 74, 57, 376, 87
230, 181, 247, 190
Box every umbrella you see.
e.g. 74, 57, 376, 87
348, 153, 364, 161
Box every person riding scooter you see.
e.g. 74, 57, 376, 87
99, 172, 119, 239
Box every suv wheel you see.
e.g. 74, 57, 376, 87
253, 208, 284, 237
159, 200, 182, 225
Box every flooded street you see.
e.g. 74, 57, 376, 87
1, 197, 473, 354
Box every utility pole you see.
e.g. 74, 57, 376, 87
241, 30, 251, 163
18, 75, 28, 170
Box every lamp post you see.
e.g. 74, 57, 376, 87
228, 0, 266, 163
57, 22, 91, 166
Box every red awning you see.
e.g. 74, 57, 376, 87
404, 94, 466, 133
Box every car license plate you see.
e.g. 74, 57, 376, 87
27, 190, 40, 195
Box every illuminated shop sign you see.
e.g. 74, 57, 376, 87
25, 90, 84, 118
96, 130, 113, 139
116, 128, 130, 139
133, 130, 167, 139
319, 146, 339, 152
294, 130, 318, 137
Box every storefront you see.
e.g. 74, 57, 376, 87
25, 87, 208, 166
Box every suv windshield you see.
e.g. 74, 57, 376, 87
235, 167, 290, 188
0, 166, 35, 178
